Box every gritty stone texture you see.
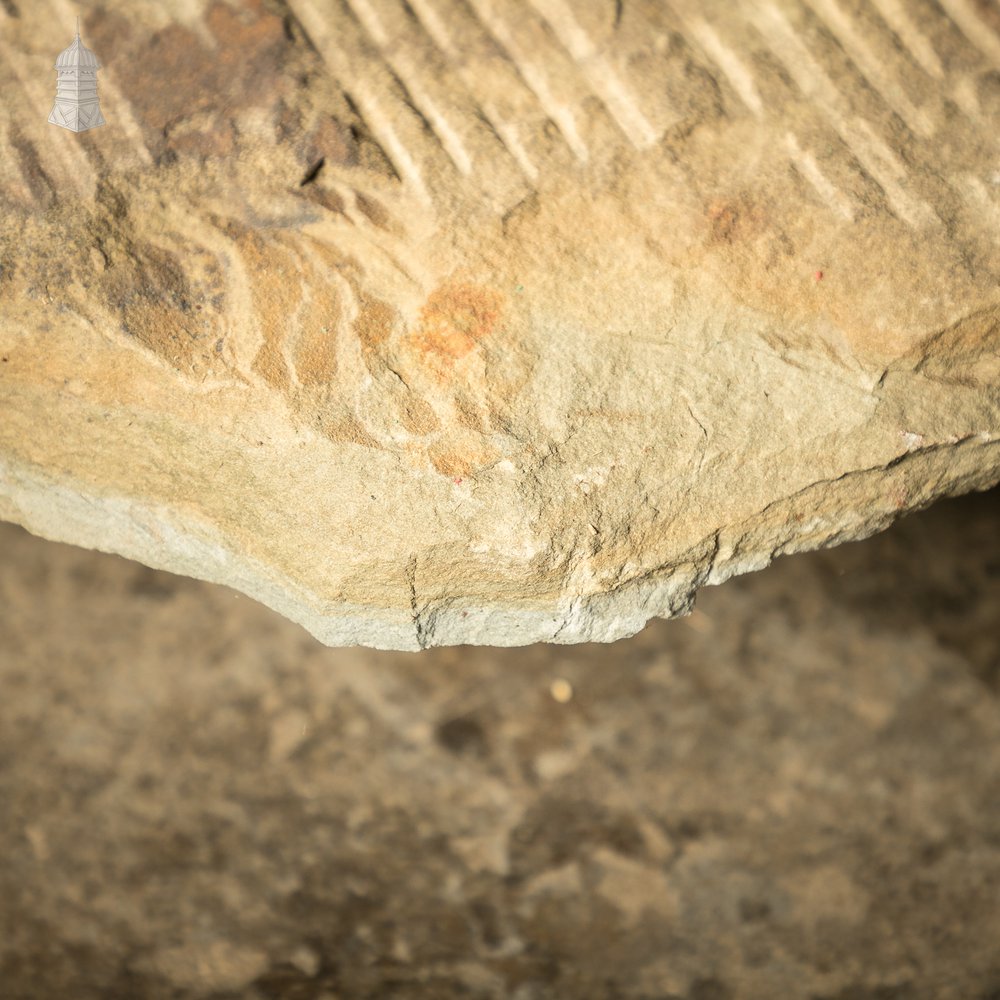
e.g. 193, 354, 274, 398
0, 488, 999, 999
1, 1, 999, 648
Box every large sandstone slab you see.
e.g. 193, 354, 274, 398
1, 0, 998, 649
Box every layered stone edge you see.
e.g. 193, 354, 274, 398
2, 435, 997, 651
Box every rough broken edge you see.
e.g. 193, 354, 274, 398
1, 437, 998, 652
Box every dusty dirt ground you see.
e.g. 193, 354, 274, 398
0, 488, 998, 1000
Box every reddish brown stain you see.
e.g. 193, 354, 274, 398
706, 196, 768, 247
692, 179, 995, 364
96, 0, 290, 159
407, 283, 504, 373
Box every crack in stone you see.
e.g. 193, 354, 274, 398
407, 553, 427, 650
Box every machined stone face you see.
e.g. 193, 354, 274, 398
2, 1, 999, 649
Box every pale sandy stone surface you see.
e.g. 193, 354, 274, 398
1, 0, 999, 648
0, 488, 998, 999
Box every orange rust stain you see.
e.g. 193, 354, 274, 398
407, 283, 504, 372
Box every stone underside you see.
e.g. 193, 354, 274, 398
1, 0, 999, 649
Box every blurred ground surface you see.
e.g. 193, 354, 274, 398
0, 488, 998, 1000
